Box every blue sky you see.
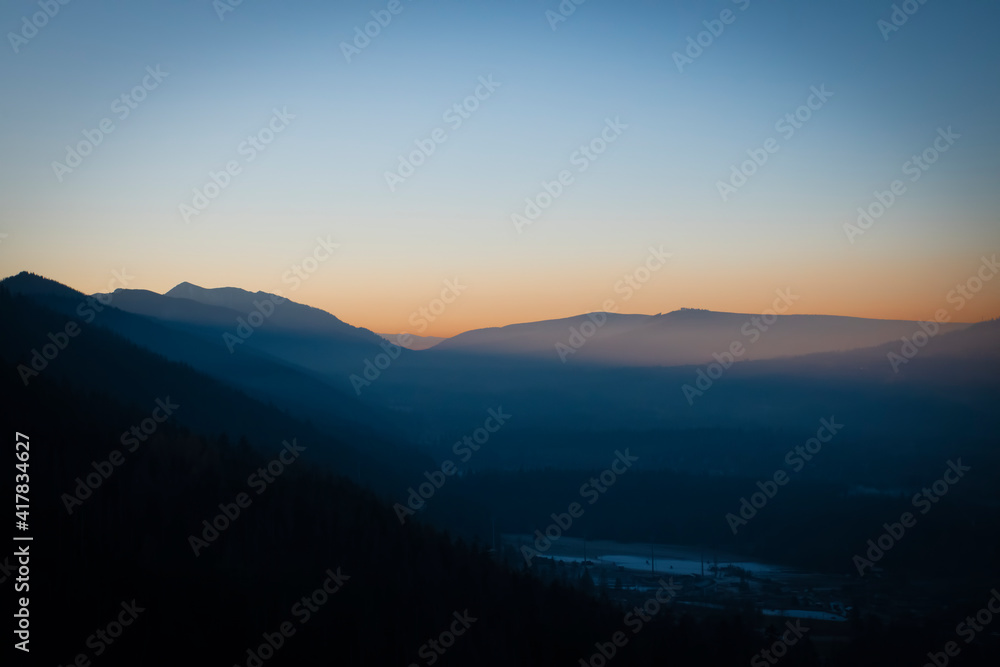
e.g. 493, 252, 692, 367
2, 0, 998, 334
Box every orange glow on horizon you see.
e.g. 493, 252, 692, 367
5, 251, 999, 339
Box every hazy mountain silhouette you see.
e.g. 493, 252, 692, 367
0, 277, 444, 493
164, 281, 385, 342
432, 308, 972, 366
87, 278, 978, 376
356, 316, 999, 476
0, 272, 421, 447
86, 282, 401, 396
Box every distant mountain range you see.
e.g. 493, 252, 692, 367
6, 271, 994, 377
428, 308, 972, 366
5, 271, 992, 384
4, 271, 998, 474
75, 276, 984, 369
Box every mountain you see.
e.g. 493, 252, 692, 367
434, 312, 651, 358
431, 308, 972, 366
0, 270, 83, 299
0, 278, 416, 484
87, 282, 403, 392
0, 272, 421, 448
164, 281, 384, 342
354, 314, 1000, 475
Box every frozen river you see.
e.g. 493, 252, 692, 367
503, 534, 794, 578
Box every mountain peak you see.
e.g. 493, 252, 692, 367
165, 281, 281, 309
1, 271, 82, 299
166, 280, 203, 294
159, 281, 384, 343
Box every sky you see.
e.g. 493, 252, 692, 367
1, 0, 998, 336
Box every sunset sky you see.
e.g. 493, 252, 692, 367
2, 0, 998, 336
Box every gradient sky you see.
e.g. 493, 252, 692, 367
1, 0, 998, 336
